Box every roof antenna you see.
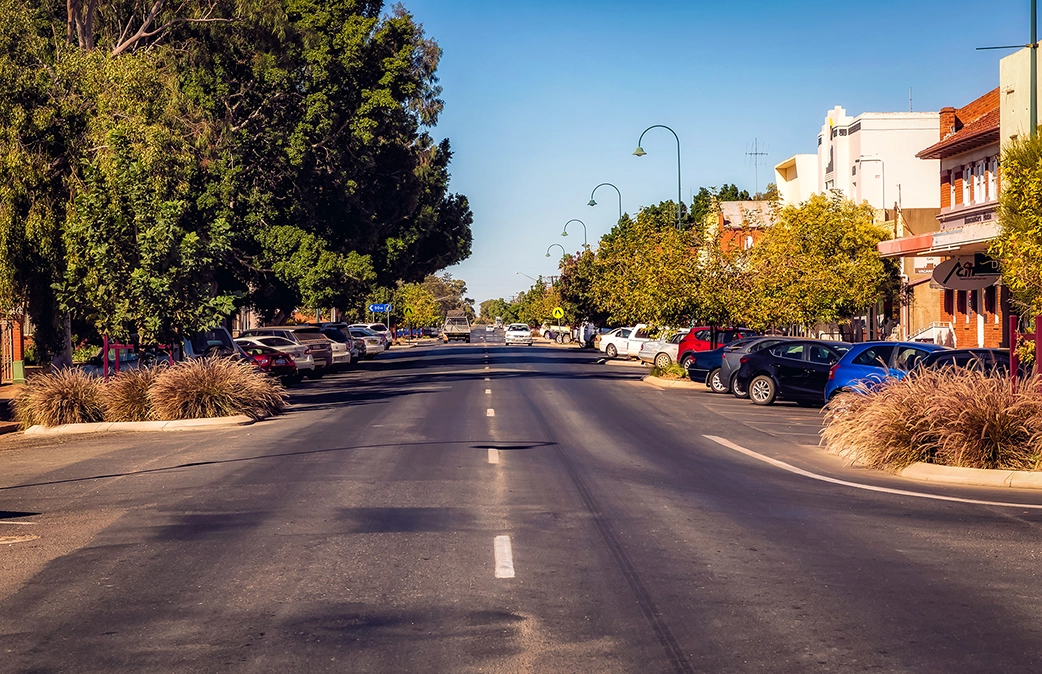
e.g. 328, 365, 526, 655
909, 87, 913, 112
745, 137, 769, 197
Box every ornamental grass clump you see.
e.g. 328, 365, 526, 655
148, 357, 286, 421
12, 368, 105, 428
101, 367, 161, 422
822, 368, 1042, 472
651, 363, 688, 380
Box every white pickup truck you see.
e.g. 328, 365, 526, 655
598, 324, 652, 359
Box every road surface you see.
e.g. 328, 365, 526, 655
2, 342, 1042, 672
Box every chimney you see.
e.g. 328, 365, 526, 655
939, 106, 957, 140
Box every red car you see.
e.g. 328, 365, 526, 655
241, 344, 300, 385
677, 327, 759, 369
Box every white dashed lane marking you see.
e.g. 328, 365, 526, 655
494, 535, 515, 578
486, 409, 495, 417
488, 448, 499, 464
485, 389, 491, 394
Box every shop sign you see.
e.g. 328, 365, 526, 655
931, 257, 998, 290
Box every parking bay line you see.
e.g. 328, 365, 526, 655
703, 434, 1042, 510
494, 535, 515, 578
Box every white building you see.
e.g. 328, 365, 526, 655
775, 107, 941, 210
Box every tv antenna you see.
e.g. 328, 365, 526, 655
745, 138, 769, 197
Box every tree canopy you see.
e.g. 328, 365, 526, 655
992, 132, 1042, 315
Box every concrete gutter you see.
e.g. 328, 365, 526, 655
899, 462, 1042, 490
24, 415, 257, 437
641, 375, 703, 390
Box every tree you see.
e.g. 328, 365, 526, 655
422, 273, 474, 318
992, 133, 1042, 315
746, 193, 898, 329
718, 184, 751, 202
392, 281, 440, 328
479, 298, 517, 324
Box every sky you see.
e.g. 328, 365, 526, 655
402, 0, 1024, 306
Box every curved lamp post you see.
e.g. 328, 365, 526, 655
634, 124, 682, 229
546, 243, 567, 259
561, 219, 588, 248
588, 182, 623, 222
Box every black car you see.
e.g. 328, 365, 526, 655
919, 348, 1012, 375
717, 336, 797, 396
687, 337, 761, 387
734, 339, 852, 406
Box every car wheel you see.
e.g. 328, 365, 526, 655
605, 344, 618, 358
680, 353, 695, 370
708, 368, 729, 394
654, 352, 672, 369
732, 375, 749, 399
749, 376, 776, 405
562, 333, 571, 344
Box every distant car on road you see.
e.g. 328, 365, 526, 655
442, 311, 471, 342
505, 323, 533, 345
735, 340, 852, 406
351, 323, 391, 348
348, 326, 386, 358
824, 341, 948, 401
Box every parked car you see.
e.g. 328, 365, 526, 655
315, 323, 365, 363
541, 324, 570, 340
734, 340, 853, 406
677, 327, 760, 369
919, 348, 1012, 375
238, 326, 334, 378
348, 326, 386, 358
351, 323, 391, 348
239, 343, 299, 385
599, 324, 653, 359
235, 336, 315, 375
714, 336, 797, 396
638, 332, 684, 368
314, 326, 356, 370
824, 341, 949, 401
686, 337, 765, 389
183, 327, 249, 360
505, 323, 533, 345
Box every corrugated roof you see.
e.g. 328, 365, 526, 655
917, 110, 999, 159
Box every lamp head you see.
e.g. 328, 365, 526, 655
633, 146, 647, 157
587, 198, 597, 206
561, 230, 568, 236
545, 253, 551, 257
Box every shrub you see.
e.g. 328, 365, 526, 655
651, 363, 689, 380
148, 357, 287, 421
822, 368, 1042, 471
101, 367, 161, 422
12, 368, 105, 428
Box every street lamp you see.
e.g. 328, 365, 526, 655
633, 125, 682, 229
546, 243, 567, 259
561, 219, 588, 248
515, 271, 539, 282
588, 182, 623, 222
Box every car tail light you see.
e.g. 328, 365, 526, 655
304, 347, 311, 355
739, 356, 750, 365
829, 364, 839, 380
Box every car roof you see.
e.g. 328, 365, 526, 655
839, 341, 948, 360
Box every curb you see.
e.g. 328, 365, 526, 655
898, 462, 1042, 490
601, 359, 648, 368
24, 414, 257, 437
641, 375, 703, 390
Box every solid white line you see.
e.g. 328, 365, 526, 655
485, 365, 489, 370
702, 435, 1042, 510
485, 389, 491, 394
486, 408, 495, 417
484, 377, 490, 381
488, 448, 499, 464
494, 535, 515, 578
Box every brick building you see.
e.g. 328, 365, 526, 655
877, 88, 1006, 348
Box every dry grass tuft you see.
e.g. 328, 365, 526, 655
102, 367, 161, 422
651, 363, 689, 380
12, 368, 105, 428
823, 368, 1042, 471
149, 357, 287, 421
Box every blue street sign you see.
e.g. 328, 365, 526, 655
367, 303, 392, 313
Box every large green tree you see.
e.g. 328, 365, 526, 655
992, 133, 1042, 315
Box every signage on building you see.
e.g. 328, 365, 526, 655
963, 212, 993, 225
913, 256, 940, 275
972, 252, 1001, 276
931, 257, 998, 290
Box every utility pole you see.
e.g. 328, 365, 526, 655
746, 138, 768, 197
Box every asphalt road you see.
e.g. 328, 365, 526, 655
3, 343, 1042, 672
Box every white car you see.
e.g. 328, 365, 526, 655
235, 336, 315, 372
598, 327, 633, 359
351, 323, 391, 348
348, 326, 386, 358
505, 323, 533, 345
638, 333, 683, 368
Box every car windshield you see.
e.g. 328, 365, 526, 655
321, 329, 348, 343
508, 324, 528, 331
189, 329, 235, 356
257, 337, 295, 348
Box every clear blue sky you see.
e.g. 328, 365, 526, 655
403, 0, 1023, 306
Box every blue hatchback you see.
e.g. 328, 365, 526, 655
824, 341, 949, 400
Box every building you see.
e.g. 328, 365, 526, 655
716, 200, 775, 251
774, 107, 941, 211
876, 88, 1003, 347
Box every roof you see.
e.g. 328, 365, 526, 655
916, 109, 1000, 159
718, 201, 776, 228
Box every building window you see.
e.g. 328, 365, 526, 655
963, 165, 971, 205
975, 161, 986, 203
743, 235, 754, 250
968, 289, 979, 316
948, 170, 956, 208
957, 290, 967, 316
985, 285, 997, 314
944, 289, 954, 315
988, 157, 998, 200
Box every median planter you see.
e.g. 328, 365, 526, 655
642, 375, 703, 390
12, 357, 286, 432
